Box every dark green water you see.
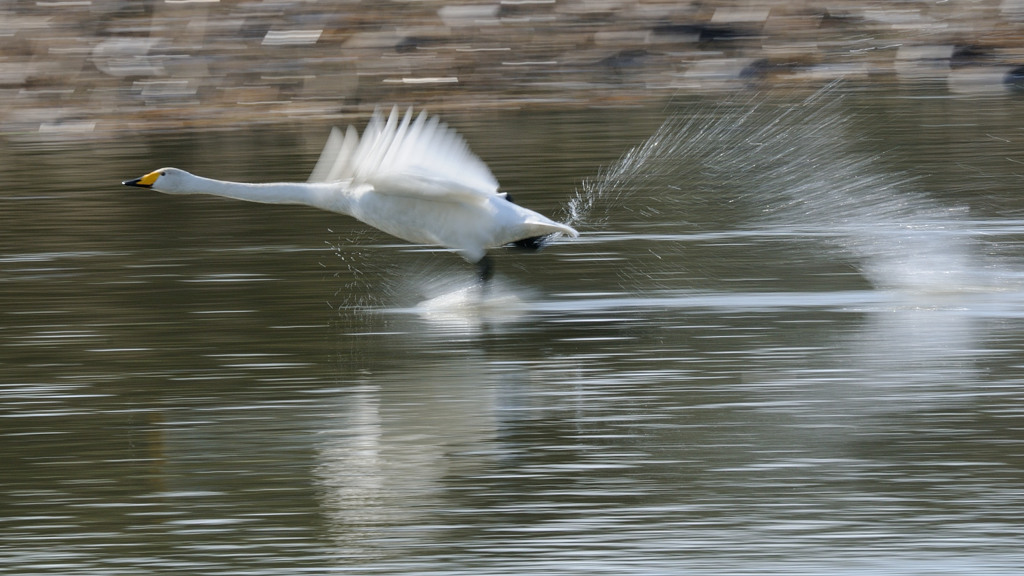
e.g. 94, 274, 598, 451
3, 87, 1024, 574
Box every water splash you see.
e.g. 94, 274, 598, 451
570, 84, 999, 294
322, 228, 398, 311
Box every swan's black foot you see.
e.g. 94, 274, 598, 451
477, 255, 494, 284
511, 234, 549, 251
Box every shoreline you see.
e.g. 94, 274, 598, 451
4, 1, 1024, 140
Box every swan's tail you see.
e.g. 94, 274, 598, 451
508, 222, 577, 251
505, 192, 580, 248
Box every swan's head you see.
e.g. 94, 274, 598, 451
122, 167, 193, 194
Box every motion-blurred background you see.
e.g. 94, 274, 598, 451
6, 0, 1024, 136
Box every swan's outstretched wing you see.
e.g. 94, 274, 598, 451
308, 107, 502, 204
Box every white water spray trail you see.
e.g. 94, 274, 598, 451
568, 84, 996, 294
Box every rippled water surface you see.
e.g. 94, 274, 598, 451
4, 87, 1024, 574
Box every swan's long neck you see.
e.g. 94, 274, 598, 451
178, 174, 350, 214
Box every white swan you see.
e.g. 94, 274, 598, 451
123, 106, 578, 281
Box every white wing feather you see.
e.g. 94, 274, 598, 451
307, 126, 343, 183
308, 107, 502, 204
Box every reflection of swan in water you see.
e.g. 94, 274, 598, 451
359, 261, 536, 330
412, 281, 531, 328
313, 358, 513, 555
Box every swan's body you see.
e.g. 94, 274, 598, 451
123, 107, 578, 279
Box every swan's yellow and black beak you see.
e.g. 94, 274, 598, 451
122, 170, 160, 189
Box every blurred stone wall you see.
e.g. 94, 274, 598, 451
4, 0, 1024, 136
